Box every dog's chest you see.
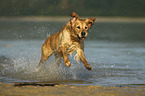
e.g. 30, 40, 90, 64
60, 29, 78, 54
60, 29, 72, 45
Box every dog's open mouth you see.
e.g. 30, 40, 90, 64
81, 37, 85, 40
77, 34, 85, 40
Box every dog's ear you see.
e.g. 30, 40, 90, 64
70, 12, 79, 20
70, 12, 79, 25
87, 17, 95, 28
88, 17, 95, 25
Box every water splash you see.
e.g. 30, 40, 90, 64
0, 55, 90, 83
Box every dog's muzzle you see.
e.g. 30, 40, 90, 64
81, 32, 86, 37
77, 32, 87, 40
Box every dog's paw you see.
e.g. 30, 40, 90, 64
65, 62, 71, 67
85, 64, 92, 70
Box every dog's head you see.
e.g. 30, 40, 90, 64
70, 12, 95, 40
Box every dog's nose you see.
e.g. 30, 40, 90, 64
81, 32, 86, 36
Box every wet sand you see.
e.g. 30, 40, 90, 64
0, 83, 145, 96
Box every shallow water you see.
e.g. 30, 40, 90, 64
0, 21, 145, 86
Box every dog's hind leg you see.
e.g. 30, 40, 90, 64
54, 53, 62, 66
36, 46, 53, 71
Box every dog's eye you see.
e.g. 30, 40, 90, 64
85, 26, 88, 29
77, 26, 80, 29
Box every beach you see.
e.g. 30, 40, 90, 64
0, 83, 145, 96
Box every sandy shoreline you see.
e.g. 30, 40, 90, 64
0, 83, 145, 96
0, 16, 145, 22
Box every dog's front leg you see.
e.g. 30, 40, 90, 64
60, 46, 71, 67
77, 49, 92, 70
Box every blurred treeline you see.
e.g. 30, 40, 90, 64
0, 0, 145, 17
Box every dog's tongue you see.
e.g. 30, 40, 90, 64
77, 34, 85, 40
82, 37, 85, 40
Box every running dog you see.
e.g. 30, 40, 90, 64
36, 12, 95, 71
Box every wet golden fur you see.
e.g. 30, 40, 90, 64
36, 12, 95, 71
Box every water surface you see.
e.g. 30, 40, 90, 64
0, 21, 145, 86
